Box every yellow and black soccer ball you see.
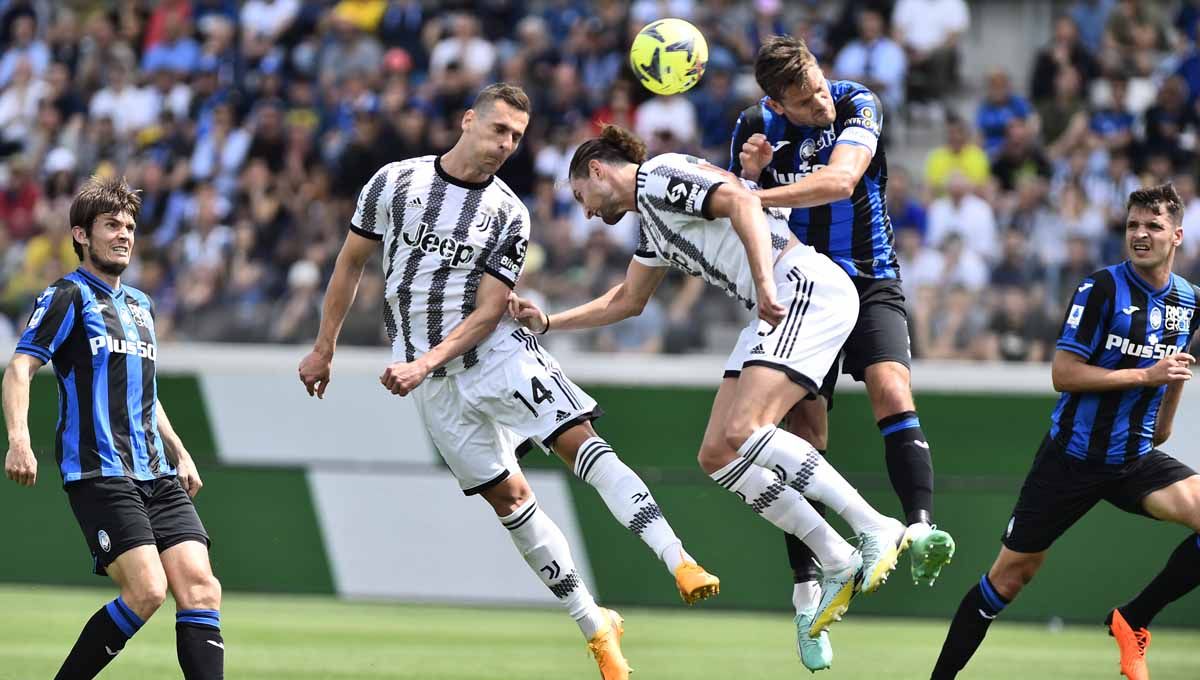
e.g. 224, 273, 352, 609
629, 18, 709, 96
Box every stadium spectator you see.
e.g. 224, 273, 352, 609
1029, 15, 1099, 104
926, 172, 997, 260
1088, 71, 1136, 155
924, 113, 990, 193
0, 14, 50, 89
1069, 0, 1115, 54
976, 70, 1033, 157
832, 8, 906, 113
886, 166, 927, 238
1038, 67, 1090, 160
979, 285, 1054, 362
989, 228, 1045, 289
892, 0, 968, 106
990, 117, 1051, 193
428, 13, 496, 87
635, 94, 698, 156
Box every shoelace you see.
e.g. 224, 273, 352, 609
1132, 629, 1150, 659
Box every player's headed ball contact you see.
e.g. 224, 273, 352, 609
630, 18, 708, 96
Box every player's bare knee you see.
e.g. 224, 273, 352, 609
481, 477, 533, 515
865, 364, 915, 417
697, 440, 736, 475
178, 572, 222, 610
988, 561, 1038, 600
722, 417, 762, 454
125, 576, 169, 618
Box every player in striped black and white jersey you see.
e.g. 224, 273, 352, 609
510, 125, 908, 640
298, 84, 715, 680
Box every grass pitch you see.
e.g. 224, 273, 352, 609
1, 584, 1197, 679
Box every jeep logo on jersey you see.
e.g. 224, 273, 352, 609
1105, 333, 1181, 360
402, 222, 477, 266
90, 335, 158, 361
1165, 305, 1193, 332
665, 177, 703, 213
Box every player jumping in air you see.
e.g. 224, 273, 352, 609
729, 35, 956, 670
3, 176, 225, 680
931, 184, 1200, 680
510, 124, 908, 639
297, 83, 718, 680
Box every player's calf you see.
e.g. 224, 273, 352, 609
570, 434, 718, 603
164, 542, 225, 679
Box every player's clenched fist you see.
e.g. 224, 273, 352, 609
380, 360, 430, 396
1144, 352, 1195, 386
298, 350, 332, 398
4, 441, 37, 487
508, 292, 549, 334
739, 132, 774, 180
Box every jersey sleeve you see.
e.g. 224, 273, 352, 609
834, 88, 883, 157
484, 207, 530, 288
632, 228, 669, 268
1056, 275, 1113, 358
349, 164, 393, 241
15, 283, 79, 364
639, 154, 726, 221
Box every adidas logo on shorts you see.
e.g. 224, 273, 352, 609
555, 410, 572, 423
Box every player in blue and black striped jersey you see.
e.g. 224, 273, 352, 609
728, 35, 953, 670
2, 176, 224, 679
932, 184, 1200, 680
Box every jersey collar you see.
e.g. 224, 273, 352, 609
435, 155, 493, 190
1122, 260, 1172, 298
76, 267, 122, 297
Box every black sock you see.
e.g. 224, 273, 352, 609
785, 449, 826, 583
879, 411, 935, 525
177, 609, 224, 680
931, 575, 1009, 679
1118, 534, 1200, 630
55, 597, 145, 680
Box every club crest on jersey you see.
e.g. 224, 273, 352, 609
799, 139, 817, 160
1165, 305, 1193, 332
98, 530, 111, 552
665, 177, 703, 213
128, 304, 153, 328
1150, 306, 1162, 329
1105, 333, 1180, 360
402, 222, 477, 266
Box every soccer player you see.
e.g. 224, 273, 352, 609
930, 184, 1200, 680
509, 123, 908, 638
297, 83, 716, 680
729, 35, 955, 669
3, 176, 224, 679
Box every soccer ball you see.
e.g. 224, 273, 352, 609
630, 18, 709, 96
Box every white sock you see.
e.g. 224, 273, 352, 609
710, 458, 855, 569
793, 581, 820, 615
740, 425, 891, 534
500, 496, 608, 639
575, 437, 690, 574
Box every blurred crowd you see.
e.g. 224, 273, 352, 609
1, 0, 1199, 364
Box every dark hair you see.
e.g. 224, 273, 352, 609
754, 35, 817, 100
1127, 183, 1184, 226
69, 174, 141, 259
568, 124, 647, 179
472, 82, 531, 114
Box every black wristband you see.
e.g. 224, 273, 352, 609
537, 310, 550, 335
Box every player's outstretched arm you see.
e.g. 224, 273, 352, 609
3, 353, 43, 487
156, 400, 203, 497
379, 274, 512, 396
514, 259, 669, 334
299, 230, 380, 398
706, 182, 787, 327
1052, 349, 1196, 393
753, 141, 872, 210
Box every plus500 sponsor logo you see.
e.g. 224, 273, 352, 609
90, 336, 157, 361
1105, 334, 1180, 360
